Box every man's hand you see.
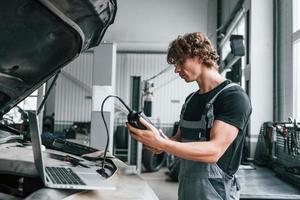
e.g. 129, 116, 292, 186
126, 117, 166, 151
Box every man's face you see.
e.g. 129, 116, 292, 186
174, 57, 202, 82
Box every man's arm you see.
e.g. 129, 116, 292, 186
160, 120, 238, 163
127, 118, 238, 163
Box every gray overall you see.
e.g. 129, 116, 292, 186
178, 83, 241, 200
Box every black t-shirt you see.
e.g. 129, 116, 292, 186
181, 80, 252, 176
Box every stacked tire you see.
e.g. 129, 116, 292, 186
142, 148, 166, 172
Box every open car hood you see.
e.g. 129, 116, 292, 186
0, 0, 117, 116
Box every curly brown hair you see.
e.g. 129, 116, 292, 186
167, 32, 219, 68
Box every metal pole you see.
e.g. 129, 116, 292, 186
37, 71, 60, 115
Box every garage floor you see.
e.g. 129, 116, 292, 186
141, 167, 178, 200
141, 165, 300, 200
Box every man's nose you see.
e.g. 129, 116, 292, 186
174, 66, 180, 73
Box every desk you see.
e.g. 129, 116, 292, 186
0, 143, 158, 200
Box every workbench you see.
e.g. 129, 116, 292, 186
238, 164, 300, 199
0, 143, 158, 200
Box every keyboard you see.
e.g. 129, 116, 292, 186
45, 167, 85, 185
51, 138, 99, 156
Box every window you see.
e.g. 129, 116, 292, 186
293, 0, 300, 119
295, 40, 300, 119
5, 86, 45, 124
4, 90, 38, 124
293, 0, 300, 32
17, 90, 38, 111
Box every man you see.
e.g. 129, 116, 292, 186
127, 32, 252, 200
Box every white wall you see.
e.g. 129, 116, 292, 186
54, 53, 93, 124
250, 0, 274, 156
103, 0, 217, 50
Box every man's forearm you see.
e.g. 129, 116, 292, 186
159, 139, 221, 163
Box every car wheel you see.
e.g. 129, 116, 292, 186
167, 156, 180, 181
142, 148, 166, 172
115, 126, 128, 149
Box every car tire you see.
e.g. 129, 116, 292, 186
167, 156, 180, 181
142, 148, 166, 172
115, 126, 128, 149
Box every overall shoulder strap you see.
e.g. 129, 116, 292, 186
205, 83, 240, 129
205, 83, 239, 110
179, 91, 198, 122
186, 91, 197, 104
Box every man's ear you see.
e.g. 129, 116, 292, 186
195, 56, 203, 64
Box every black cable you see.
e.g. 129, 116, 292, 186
97, 95, 132, 177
